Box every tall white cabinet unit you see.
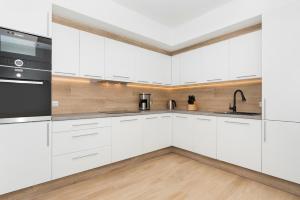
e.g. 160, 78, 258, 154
262, 1, 300, 184
0, 0, 51, 37
0, 122, 51, 195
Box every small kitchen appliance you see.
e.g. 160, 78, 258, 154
139, 93, 151, 111
168, 100, 176, 110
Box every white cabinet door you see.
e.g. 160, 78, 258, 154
180, 49, 203, 85
263, 1, 300, 122
143, 114, 172, 153
172, 115, 194, 151
111, 116, 143, 162
135, 48, 156, 84
0, 0, 51, 37
229, 30, 262, 80
154, 54, 172, 86
0, 122, 51, 195
79, 31, 105, 79
217, 118, 261, 171
202, 41, 229, 83
171, 55, 181, 85
192, 116, 217, 159
52, 23, 79, 76
105, 39, 136, 82
262, 121, 300, 184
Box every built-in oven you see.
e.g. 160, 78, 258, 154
0, 27, 51, 124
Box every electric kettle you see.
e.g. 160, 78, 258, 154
168, 100, 177, 110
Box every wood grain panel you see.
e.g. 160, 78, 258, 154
169, 82, 262, 113
172, 147, 300, 197
52, 77, 170, 115
2, 149, 299, 200
171, 24, 262, 55
52, 16, 171, 56
52, 77, 261, 115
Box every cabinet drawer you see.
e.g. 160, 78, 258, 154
52, 147, 111, 179
53, 127, 111, 156
52, 118, 111, 133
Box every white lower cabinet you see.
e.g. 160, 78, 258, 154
217, 117, 261, 171
142, 114, 172, 153
52, 118, 112, 179
0, 122, 51, 195
111, 116, 143, 162
172, 114, 195, 151
192, 116, 217, 159
262, 121, 300, 184
52, 147, 111, 179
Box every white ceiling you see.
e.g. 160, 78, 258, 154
112, 0, 234, 27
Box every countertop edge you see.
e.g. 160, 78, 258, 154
52, 110, 262, 121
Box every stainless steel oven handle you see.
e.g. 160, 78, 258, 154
0, 79, 44, 85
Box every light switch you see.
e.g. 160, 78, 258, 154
52, 101, 59, 108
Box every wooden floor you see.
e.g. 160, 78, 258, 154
18, 154, 300, 200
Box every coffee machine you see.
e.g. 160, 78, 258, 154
139, 93, 151, 111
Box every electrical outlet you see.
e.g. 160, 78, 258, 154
52, 101, 59, 108
259, 101, 262, 107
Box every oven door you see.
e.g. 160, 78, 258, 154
0, 27, 51, 71
0, 67, 51, 124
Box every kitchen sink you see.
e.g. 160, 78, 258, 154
214, 112, 261, 116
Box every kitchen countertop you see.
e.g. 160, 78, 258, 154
52, 110, 262, 121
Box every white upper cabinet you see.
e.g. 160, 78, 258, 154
79, 31, 105, 79
171, 55, 181, 85
136, 48, 171, 85
202, 40, 229, 83
0, 0, 51, 37
217, 118, 261, 172
262, 121, 300, 184
180, 49, 203, 85
263, 1, 300, 122
229, 30, 262, 80
0, 122, 51, 195
105, 39, 136, 82
52, 23, 79, 76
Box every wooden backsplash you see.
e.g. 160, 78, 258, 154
52, 79, 170, 115
52, 78, 262, 115
170, 83, 262, 113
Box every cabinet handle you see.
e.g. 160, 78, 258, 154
55, 72, 77, 76
137, 80, 149, 83
72, 122, 99, 127
206, 78, 222, 82
72, 132, 99, 138
84, 75, 103, 79
236, 75, 256, 79
197, 118, 211, 121
46, 123, 50, 147
224, 121, 250, 125
72, 153, 99, 160
161, 116, 171, 118
264, 121, 267, 142
152, 82, 163, 85
146, 117, 158, 120
175, 116, 187, 119
113, 75, 129, 79
120, 119, 138, 122
184, 81, 197, 84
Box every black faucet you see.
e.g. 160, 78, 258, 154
229, 89, 247, 113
